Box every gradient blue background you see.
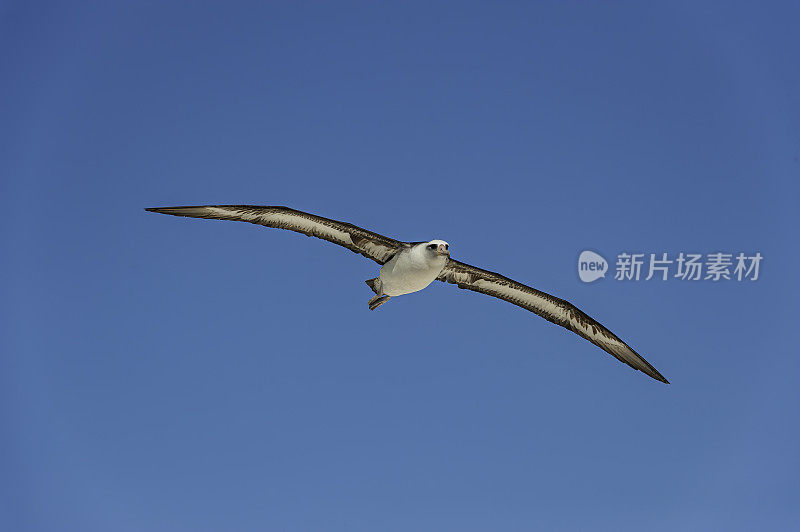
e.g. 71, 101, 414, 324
2, 2, 799, 531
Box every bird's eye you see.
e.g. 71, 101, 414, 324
428, 244, 436, 249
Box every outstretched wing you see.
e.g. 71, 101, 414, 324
437, 259, 668, 383
145, 205, 406, 264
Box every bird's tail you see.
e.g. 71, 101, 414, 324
365, 278, 380, 294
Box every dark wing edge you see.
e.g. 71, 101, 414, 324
145, 205, 406, 264
437, 259, 669, 384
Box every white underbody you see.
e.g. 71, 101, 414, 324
378, 243, 448, 296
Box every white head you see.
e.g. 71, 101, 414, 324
423, 239, 450, 257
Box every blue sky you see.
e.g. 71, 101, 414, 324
2, 2, 799, 530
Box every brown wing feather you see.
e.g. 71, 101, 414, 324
145, 205, 405, 264
437, 259, 669, 383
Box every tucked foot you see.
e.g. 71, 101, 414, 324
368, 295, 391, 311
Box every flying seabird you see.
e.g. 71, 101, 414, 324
146, 205, 669, 384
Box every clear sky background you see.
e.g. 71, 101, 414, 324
2, 2, 799, 531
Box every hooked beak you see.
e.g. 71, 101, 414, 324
437, 244, 449, 255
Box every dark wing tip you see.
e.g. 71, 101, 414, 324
628, 348, 670, 384
651, 370, 670, 385
634, 356, 669, 384
619, 347, 669, 384
645, 369, 670, 384
145, 206, 198, 216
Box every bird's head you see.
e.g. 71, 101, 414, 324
425, 240, 450, 257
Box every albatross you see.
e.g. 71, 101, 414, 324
146, 205, 669, 384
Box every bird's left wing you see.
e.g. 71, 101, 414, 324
437, 259, 669, 383
145, 205, 405, 264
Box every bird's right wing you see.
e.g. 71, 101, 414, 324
145, 205, 406, 264
437, 259, 668, 383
